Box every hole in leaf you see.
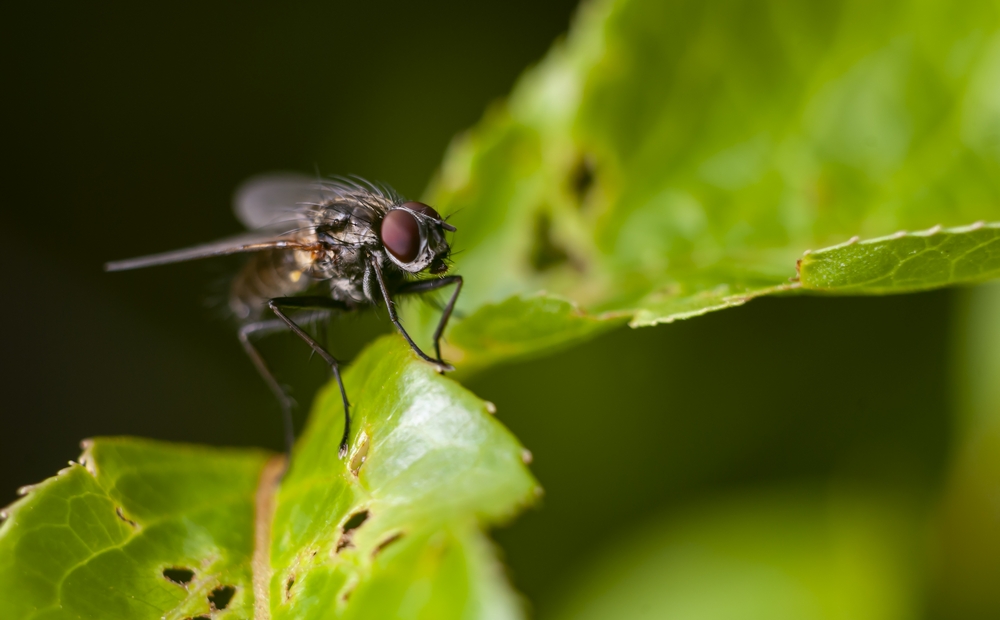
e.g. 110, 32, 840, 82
115, 506, 137, 528
341, 584, 355, 602
186, 616, 211, 620
163, 567, 195, 586
336, 509, 371, 552
336, 575, 359, 607
569, 154, 596, 204
529, 211, 570, 272
209, 585, 236, 611
343, 509, 370, 531
285, 574, 295, 599
373, 531, 404, 557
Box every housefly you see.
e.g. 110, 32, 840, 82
106, 174, 461, 458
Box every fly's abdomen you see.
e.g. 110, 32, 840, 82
230, 249, 310, 319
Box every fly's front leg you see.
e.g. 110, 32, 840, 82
369, 256, 454, 372
395, 275, 463, 364
268, 296, 353, 458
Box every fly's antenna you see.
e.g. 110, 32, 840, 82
444, 206, 465, 221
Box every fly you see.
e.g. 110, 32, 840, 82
105, 173, 462, 459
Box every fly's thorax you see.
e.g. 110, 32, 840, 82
328, 275, 368, 304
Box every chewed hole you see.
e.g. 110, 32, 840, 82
209, 585, 236, 611
343, 509, 370, 532
163, 567, 195, 586
285, 575, 295, 599
569, 154, 596, 203
115, 506, 137, 528
186, 617, 211, 620
529, 211, 570, 272
373, 532, 404, 557
336, 509, 371, 553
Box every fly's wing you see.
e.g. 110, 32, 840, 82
107, 173, 327, 272
233, 172, 327, 231
104, 231, 309, 272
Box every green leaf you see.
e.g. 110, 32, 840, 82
547, 488, 921, 620
8, 0, 1000, 617
442, 294, 627, 375
409, 0, 1000, 367
0, 337, 537, 619
799, 222, 1000, 293
268, 335, 536, 619
0, 439, 269, 620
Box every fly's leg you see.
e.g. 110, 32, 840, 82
369, 256, 455, 372
238, 316, 316, 457
395, 275, 463, 364
266, 297, 353, 458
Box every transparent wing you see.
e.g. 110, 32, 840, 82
233, 172, 327, 230
105, 231, 309, 272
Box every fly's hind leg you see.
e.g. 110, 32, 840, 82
238, 316, 312, 457
267, 297, 353, 458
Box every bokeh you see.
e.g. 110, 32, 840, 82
1, 0, 577, 499
2, 1, 996, 618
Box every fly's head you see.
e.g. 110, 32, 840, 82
380, 201, 455, 275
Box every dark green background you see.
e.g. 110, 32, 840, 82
1, 1, 956, 614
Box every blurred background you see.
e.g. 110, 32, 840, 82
2, 1, 996, 619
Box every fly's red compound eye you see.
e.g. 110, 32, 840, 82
381, 209, 421, 263
402, 201, 441, 220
